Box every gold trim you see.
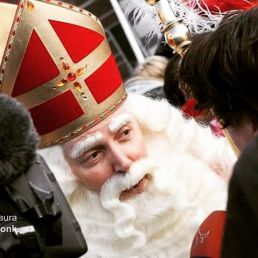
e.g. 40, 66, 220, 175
0, 0, 104, 92
40, 88, 127, 148
0, 3, 17, 63
2, 0, 111, 109
0, 0, 26, 94
16, 38, 111, 109
223, 129, 240, 158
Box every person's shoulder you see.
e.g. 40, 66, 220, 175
240, 135, 258, 157
236, 135, 258, 168
231, 135, 258, 186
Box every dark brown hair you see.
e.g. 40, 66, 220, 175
180, 7, 258, 128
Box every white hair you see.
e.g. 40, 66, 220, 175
125, 93, 236, 180
38, 145, 77, 199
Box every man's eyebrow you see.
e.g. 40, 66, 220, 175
68, 132, 103, 159
108, 113, 132, 133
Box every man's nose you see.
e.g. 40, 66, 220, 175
110, 145, 133, 173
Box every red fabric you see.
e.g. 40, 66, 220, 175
201, 0, 257, 12
12, 30, 59, 97
29, 90, 84, 135
190, 211, 226, 258
49, 20, 104, 63
181, 98, 204, 118
85, 55, 122, 104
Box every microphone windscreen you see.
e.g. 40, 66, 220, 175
0, 94, 39, 185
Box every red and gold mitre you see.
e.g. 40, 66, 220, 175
0, 0, 126, 148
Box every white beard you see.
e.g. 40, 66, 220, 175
39, 95, 233, 258
70, 151, 227, 258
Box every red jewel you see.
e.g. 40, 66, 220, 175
67, 72, 76, 81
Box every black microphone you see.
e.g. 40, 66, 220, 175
0, 94, 87, 258
0, 94, 39, 185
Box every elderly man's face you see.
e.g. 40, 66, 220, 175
63, 105, 147, 194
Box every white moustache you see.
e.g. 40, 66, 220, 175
100, 158, 157, 204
